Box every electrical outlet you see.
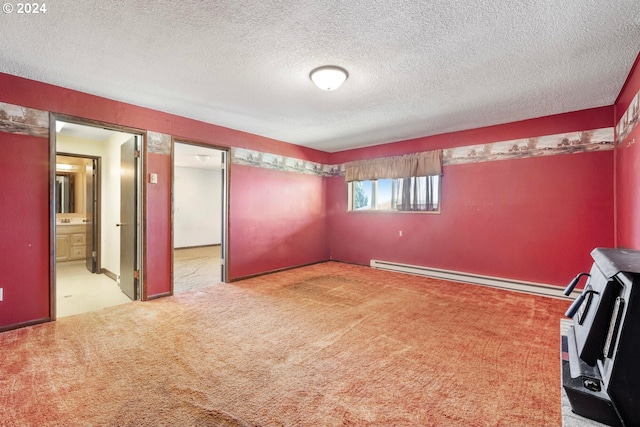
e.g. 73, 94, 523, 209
0, 288, 3, 301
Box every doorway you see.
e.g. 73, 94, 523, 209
52, 119, 143, 318
172, 142, 228, 292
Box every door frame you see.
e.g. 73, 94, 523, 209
171, 139, 230, 291
55, 152, 102, 273
49, 114, 146, 320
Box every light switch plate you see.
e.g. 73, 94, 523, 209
149, 173, 158, 184
0, 288, 3, 301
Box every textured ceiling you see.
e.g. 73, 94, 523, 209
2, 1, 639, 152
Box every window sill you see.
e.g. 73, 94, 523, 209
347, 209, 441, 214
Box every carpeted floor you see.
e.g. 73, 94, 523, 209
0, 262, 567, 426
173, 245, 221, 293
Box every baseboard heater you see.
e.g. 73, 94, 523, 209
370, 259, 576, 299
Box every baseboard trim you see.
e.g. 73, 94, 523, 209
370, 259, 577, 300
146, 291, 172, 301
174, 244, 221, 250
101, 268, 117, 282
0, 317, 51, 333
230, 260, 329, 282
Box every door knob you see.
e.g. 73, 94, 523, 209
116, 223, 124, 227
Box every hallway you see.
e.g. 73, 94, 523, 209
174, 245, 221, 293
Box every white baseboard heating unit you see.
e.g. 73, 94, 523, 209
370, 259, 577, 299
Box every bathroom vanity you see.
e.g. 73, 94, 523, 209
56, 224, 86, 262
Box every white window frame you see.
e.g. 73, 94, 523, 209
347, 175, 441, 213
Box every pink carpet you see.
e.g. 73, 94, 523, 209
0, 262, 567, 426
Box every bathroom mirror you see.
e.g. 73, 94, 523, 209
56, 173, 75, 213
56, 155, 89, 215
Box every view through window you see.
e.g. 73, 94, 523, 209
350, 175, 440, 212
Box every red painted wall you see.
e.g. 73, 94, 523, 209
0, 74, 330, 163
229, 165, 328, 279
145, 152, 172, 296
0, 58, 633, 329
0, 133, 50, 327
0, 73, 330, 329
328, 108, 615, 287
331, 107, 613, 162
615, 52, 640, 249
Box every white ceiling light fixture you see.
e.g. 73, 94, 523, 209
310, 66, 348, 91
195, 154, 211, 162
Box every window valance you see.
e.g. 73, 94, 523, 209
344, 150, 442, 182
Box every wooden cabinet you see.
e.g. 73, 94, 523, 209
56, 225, 86, 262
56, 235, 70, 261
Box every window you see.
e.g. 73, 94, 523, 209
349, 175, 441, 212
345, 149, 442, 213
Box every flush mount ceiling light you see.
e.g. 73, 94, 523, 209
309, 66, 348, 91
195, 155, 210, 162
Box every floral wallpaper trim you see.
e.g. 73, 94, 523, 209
0, 101, 618, 171
232, 127, 614, 176
231, 147, 344, 177
616, 86, 640, 148
147, 131, 171, 155
0, 102, 49, 138
442, 127, 613, 166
